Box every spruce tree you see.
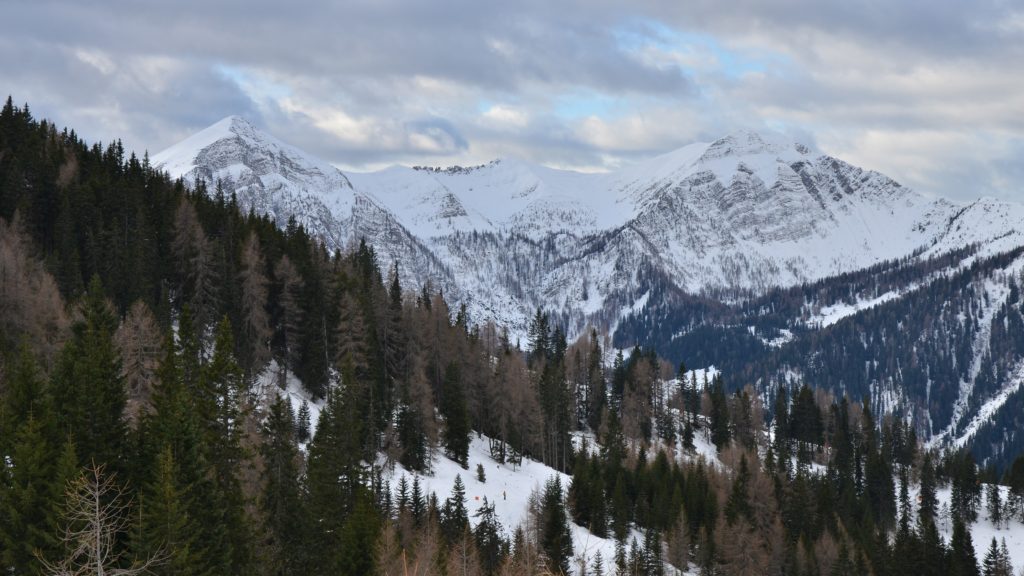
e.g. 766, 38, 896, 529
919, 452, 938, 524
337, 488, 380, 576
145, 332, 225, 576
296, 399, 311, 443
261, 396, 307, 575
949, 517, 980, 576
411, 475, 425, 526
725, 454, 752, 525
708, 375, 731, 450
441, 474, 469, 543
0, 414, 60, 574
951, 451, 981, 524
199, 317, 251, 573
133, 446, 204, 576
986, 482, 1002, 528
473, 497, 505, 575
539, 476, 573, 576
440, 362, 470, 467
305, 360, 366, 572
51, 276, 127, 469
643, 528, 665, 576
982, 538, 999, 576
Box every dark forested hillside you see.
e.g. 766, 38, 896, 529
617, 242, 1024, 472
3, 101, 1024, 576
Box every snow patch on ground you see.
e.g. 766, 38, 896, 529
256, 360, 326, 447
807, 291, 902, 328
904, 479, 1024, 572
930, 264, 1023, 448
951, 360, 1024, 450
382, 435, 626, 572
380, 433, 708, 574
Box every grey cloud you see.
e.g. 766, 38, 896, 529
0, 36, 257, 154
3, 0, 1024, 202
646, 0, 1023, 61
3, 0, 690, 97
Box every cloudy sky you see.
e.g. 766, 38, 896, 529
3, 0, 1024, 201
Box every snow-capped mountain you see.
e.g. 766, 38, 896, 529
152, 116, 463, 301
152, 118, 1024, 340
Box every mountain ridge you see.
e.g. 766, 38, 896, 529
151, 117, 1024, 341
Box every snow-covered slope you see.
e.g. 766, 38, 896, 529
152, 119, 1024, 340
152, 116, 462, 302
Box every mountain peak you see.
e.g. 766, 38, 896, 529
701, 129, 813, 161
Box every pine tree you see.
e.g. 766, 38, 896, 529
296, 399, 311, 443
382, 261, 406, 400
772, 385, 791, 478
133, 446, 204, 576
919, 517, 948, 576
986, 482, 1002, 528
197, 318, 252, 573
441, 362, 470, 467
273, 255, 304, 384
304, 362, 367, 572
951, 451, 981, 524
996, 539, 1012, 576
592, 550, 605, 576
919, 452, 938, 524
337, 488, 379, 576
611, 470, 631, 542
949, 517, 980, 576
51, 276, 127, 470
708, 375, 731, 451
260, 396, 307, 575
539, 476, 573, 575
982, 538, 999, 576
643, 528, 664, 576
144, 332, 224, 575
586, 329, 606, 431
473, 497, 505, 575
442, 474, 469, 543
0, 412, 63, 574
411, 475, 425, 527
725, 454, 752, 525
1005, 455, 1024, 522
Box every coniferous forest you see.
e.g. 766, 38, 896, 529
5, 100, 1024, 576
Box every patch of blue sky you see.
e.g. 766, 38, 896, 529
476, 93, 622, 122
216, 64, 291, 101
614, 19, 790, 79
553, 90, 620, 120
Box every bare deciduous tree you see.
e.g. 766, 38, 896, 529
172, 200, 219, 342
0, 215, 69, 367
273, 255, 303, 385
115, 300, 162, 426
39, 464, 165, 576
239, 233, 271, 378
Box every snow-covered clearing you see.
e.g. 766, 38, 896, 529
904, 479, 1024, 572
381, 436, 625, 573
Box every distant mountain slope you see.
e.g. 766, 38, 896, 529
153, 118, 1024, 339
